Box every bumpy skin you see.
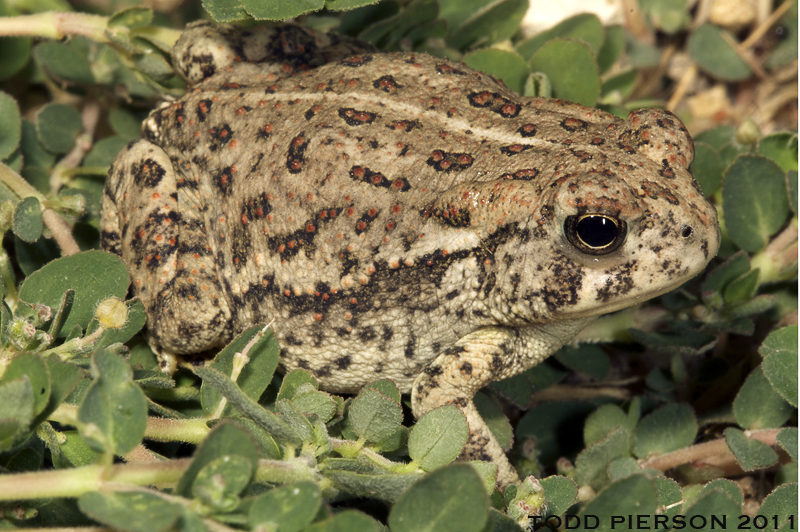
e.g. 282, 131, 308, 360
100, 21, 720, 486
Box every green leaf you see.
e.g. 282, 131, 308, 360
37, 355, 82, 425
348, 387, 403, 443
233, 417, 282, 460
483, 509, 520, 531
788, 170, 798, 214
0, 37, 32, 81
725, 428, 779, 471
192, 455, 252, 511
578, 475, 658, 530
575, 427, 630, 490
19, 118, 54, 172
36, 102, 83, 154
324, 469, 421, 502
555, 344, 610, 381
437, 0, 491, 30
13, 196, 43, 243
760, 326, 798, 407
723, 269, 760, 304
688, 24, 752, 81
78, 491, 181, 532
682, 488, 741, 530
490, 371, 537, 408
692, 142, 723, 196
608, 456, 642, 480
0, 377, 34, 451
108, 108, 143, 141
83, 136, 129, 168
694, 125, 736, 150
78, 350, 147, 455
540, 475, 578, 517
276, 398, 314, 442
240, 0, 325, 20
0, 91, 21, 161
722, 155, 791, 252
1, 353, 50, 417
699, 478, 744, 506
249, 482, 321, 532
408, 404, 469, 471
200, 0, 249, 22
627, 32, 661, 67
654, 476, 683, 519
529, 39, 600, 107
776, 427, 797, 463
305, 509, 382, 532
291, 387, 337, 423
201, 326, 279, 416
597, 25, 626, 73
195, 367, 301, 446
462, 49, 529, 95
473, 392, 513, 451
758, 132, 798, 172
584, 404, 635, 447
132, 52, 174, 82
277, 369, 318, 401
758, 483, 798, 529
388, 463, 489, 532
733, 366, 793, 429
357, 0, 437, 48
326, 0, 386, 10
599, 68, 637, 104
639, 0, 690, 33
633, 403, 697, 458
701, 250, 750, 294
51, 429, 101, 467
362, 379, 401, 403
18, 250, 129, 335
517, 13, 605, 59
447, 0, 528, 50
33, 40, 94, 85
175, 422, 258, 497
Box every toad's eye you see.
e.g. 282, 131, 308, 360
564, 214, 627, 255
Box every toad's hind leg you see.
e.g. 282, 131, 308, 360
100, 139, 233, 371
411, 328, 523, 488
410, 321, 590, 488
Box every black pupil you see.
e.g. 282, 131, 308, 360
577, 216, 618, 248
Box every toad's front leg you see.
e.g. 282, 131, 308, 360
411, 322, 590, 487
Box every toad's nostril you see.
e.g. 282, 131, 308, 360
681, 225, 693, 238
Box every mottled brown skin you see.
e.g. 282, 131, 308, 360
100, 21, 720, 486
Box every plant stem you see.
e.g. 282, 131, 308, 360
0, 12, 108, 40
49, 403, 211, 445
0, 459, 189, 500
640, 428, 784, 471
42, 208, 80, 256
210, 325, 266, 419
145, 417, 211, 445
0, 163, 81, 256
252, 458, 318, 484
329, 437, 403, 470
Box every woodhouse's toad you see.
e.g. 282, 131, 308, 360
100, 22, 720, 486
